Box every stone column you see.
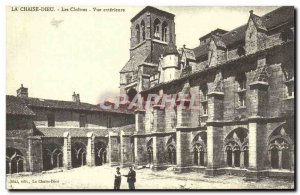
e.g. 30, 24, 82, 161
290, 146, 294, 171
133, 109, 147, 166
108, 132, 119, 166
278, 150, 282, 169
198, 152, 201, 166
205, 92, 225, 176
28, 136, 43, 172
86, 132, 95, 166
153, 105, 165, 133
120, 131, 134, 167
174, 97, 193, 173
152, 136, 158, 169
63, 132, 72, 169
245, 81, 269, 181
120, 131, 124, 166
204, 152, 207, 166
232, 152, 235, 168
175, 129, 192, 173
240, 151, 245, 168
224, 151, 228, 167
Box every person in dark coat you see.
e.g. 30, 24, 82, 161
114, 167, 121, 190
123, 166, 136, 190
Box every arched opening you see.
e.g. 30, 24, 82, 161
127, 88, 137, 102
200, 150, 205, 166
141, 20, 146, 41
192, 132, 207, 167
147, 138, 153, 164
167, 144, 176, 165
72, 142, 86, 168
233, 147, 241, 167
224, 128, 249, 169
193, 148, 198, 165
147, 146, 153, 164
95, 142, 107, 166
282, 148, 290, 169
226, 147, 232, 167
43, 143, 63, 171
162, 22, 168, 42
6, 147, 26, 174
153, 19, 161, 40
268, 124, 294, 170
271, 147, 279, 169
136, 24, 140, 44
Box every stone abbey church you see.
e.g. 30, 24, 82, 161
7, 6, 294, 181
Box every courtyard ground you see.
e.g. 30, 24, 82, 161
6, 165, 294, 190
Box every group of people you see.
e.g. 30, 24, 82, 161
114, 166, 136, 190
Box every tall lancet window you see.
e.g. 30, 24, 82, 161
162, 22, 168, 42
136, 24, 140, 44
141, 20, 146, 41
154, 19, 161, 40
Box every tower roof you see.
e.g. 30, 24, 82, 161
131, 6, 175, 22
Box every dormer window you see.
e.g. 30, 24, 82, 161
236, 73, 247, 108
126, 75, 132, 84
238, 93, 246, 107
286, 84, 294, 98
200, 84, 208, 116
237, 73, 247, 91
285, 79, 294, 98
200, 84, 208, 101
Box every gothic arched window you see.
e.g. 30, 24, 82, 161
268, 126, 293, 170
141, 20, 146, 41
154, 19, 161, 40
224, 128, 249, 169
162, 21, 168, 42
135, 24, 140, 44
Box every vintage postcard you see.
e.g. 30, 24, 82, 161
6, 5, 295, 190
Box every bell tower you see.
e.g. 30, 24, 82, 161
120, 6, 177, 95
130, 6, 176, 48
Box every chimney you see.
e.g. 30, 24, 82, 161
72, 92, 80, 102
17, 84, 28, 98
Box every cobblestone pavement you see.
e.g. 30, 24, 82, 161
6, 165, 294, 190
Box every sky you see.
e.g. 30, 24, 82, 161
6, 6, 279, 104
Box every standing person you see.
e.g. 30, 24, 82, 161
123, 165, 136, 190
114, 167, 122, 190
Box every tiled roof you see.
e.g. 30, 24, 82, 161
6, 95, 35, 116
121, 53, 149, 73
193, 6, 294, 58
23, 97, 99, 111
35, 124, 136, 137
35, 127, 110, 137
193, 44, 209, 59
7, 95, 134, 115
